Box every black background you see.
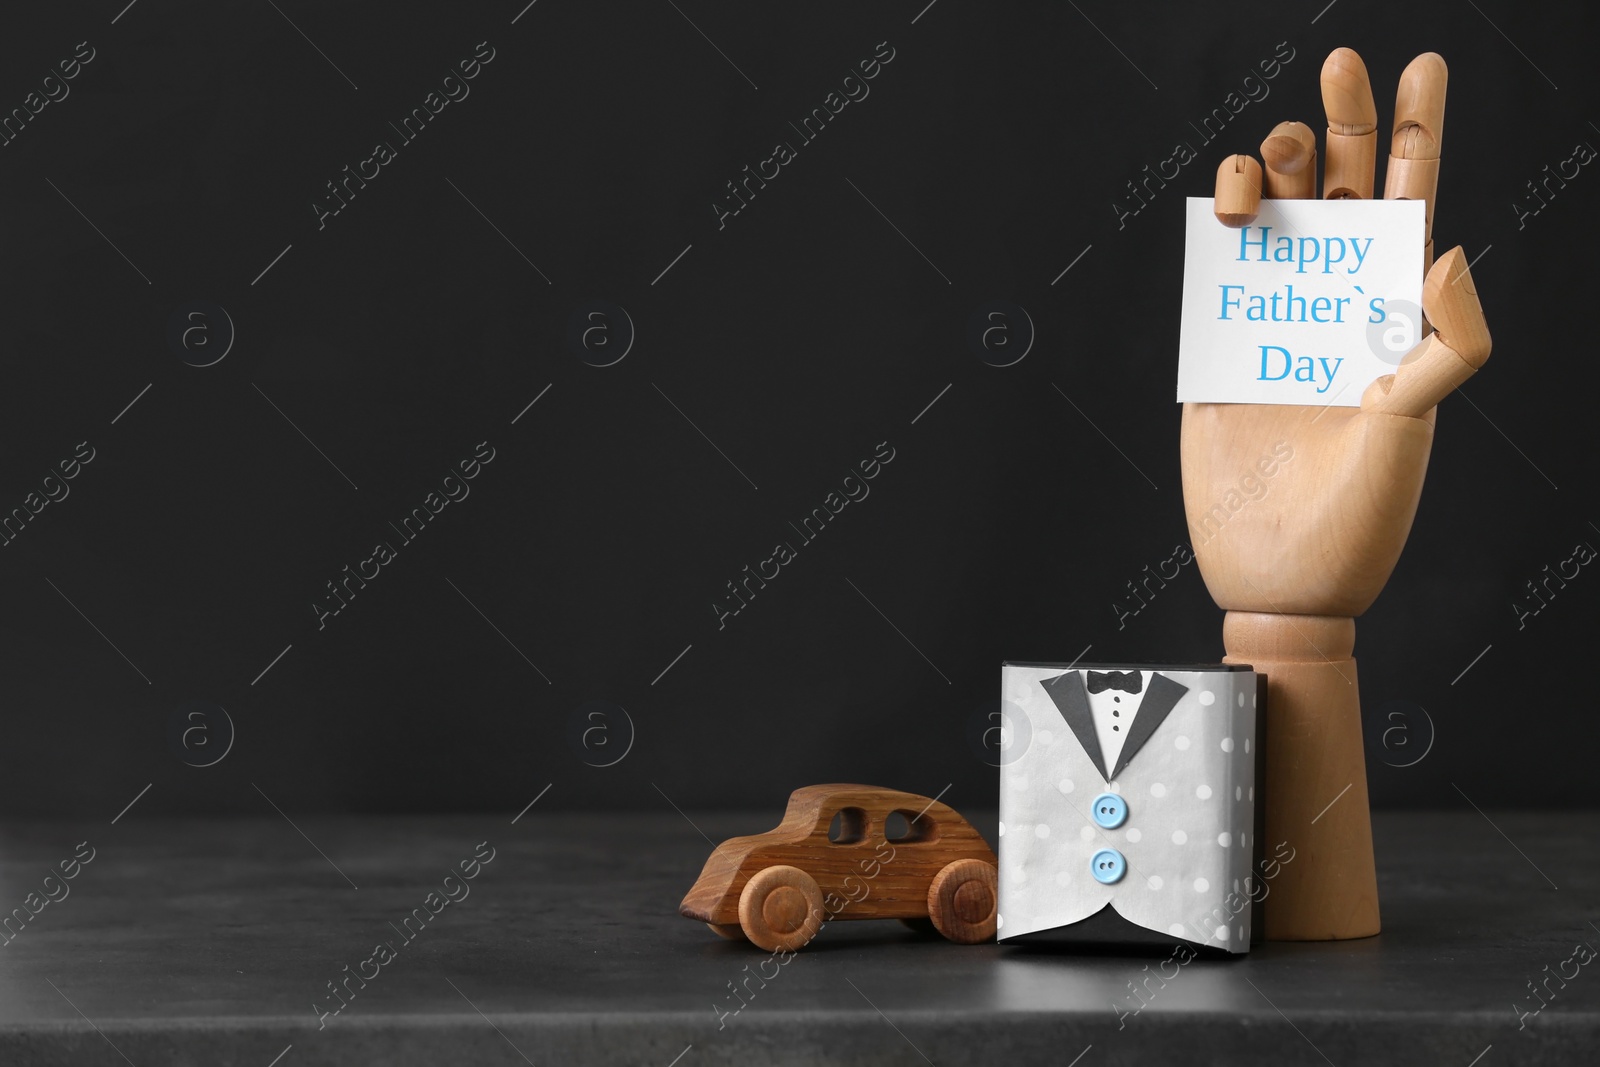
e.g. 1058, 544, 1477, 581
0, 0, 1594, 820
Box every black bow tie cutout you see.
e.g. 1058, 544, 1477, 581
1086, 670, 1143, 695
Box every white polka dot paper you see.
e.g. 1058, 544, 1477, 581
997, 662, 1264, 954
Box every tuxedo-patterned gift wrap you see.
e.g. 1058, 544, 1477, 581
997, 663, 1266, 952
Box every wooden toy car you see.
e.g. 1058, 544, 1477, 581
678, 783, 998, 951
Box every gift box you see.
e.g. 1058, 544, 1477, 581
997, 662, 1266, 953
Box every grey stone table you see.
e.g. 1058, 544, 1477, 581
1, 809, 1597, 1066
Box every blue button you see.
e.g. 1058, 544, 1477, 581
1090, 792, 1128, 829
1090, 848, 1127, 884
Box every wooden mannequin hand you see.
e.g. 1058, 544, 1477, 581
1179, 49, 1492, 940
1182, 49, 1491, 617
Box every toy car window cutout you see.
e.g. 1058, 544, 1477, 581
827, 807, 868, 844
885, 810, 939, 844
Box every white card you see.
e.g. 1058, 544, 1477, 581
1177, 197, 1425, 406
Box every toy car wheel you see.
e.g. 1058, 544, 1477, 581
899, 917, 937, 934
738, 865, 825, 952
706, 922, 746, 940
927, 858, 998, 944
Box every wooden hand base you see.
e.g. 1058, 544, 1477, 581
1222, 611, 1380, 940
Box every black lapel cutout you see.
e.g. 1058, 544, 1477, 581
1040, 671, 1109, 781
1110, 673, 1190, 779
